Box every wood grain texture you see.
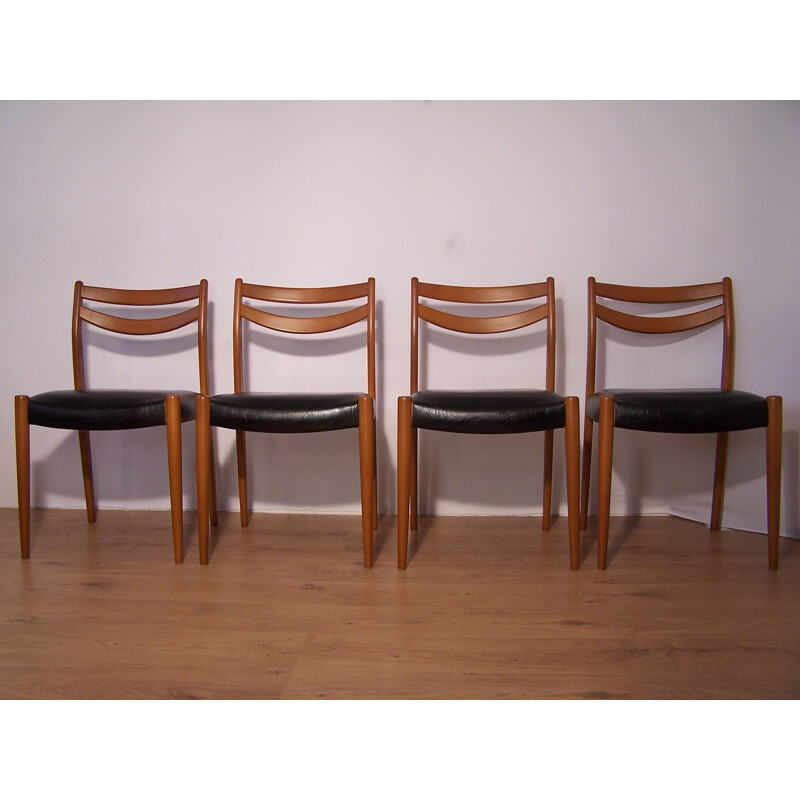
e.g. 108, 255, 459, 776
1, 508, 798, 699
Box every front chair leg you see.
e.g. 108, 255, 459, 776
165, 395, 184, 564
15, 395, 31, 559
766, 395, 782, 570
358, 395, 375, 568
596, 396, 616, 570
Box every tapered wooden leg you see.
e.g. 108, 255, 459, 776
397, 396, 413, 569
78, 430, 96, 523
165, 395, 183, 564
580, 416, 594, 531
596, 396, 615, 570
358, 396, 375, 567
542, 428, 554, 531
208, 428, 218, 527
710, 431, 728, 530
410, 427, 418, 530
15, 396, 31, 559
564, 397, 581, 570
372, 416, 378, 529
196, 395, 211, 565
766, 396, 782, 570
236, 429, 248, 527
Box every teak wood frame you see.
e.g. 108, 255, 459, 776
196, 278, 377, 566
15, 280, 213, 563
397, 277, 581, 569
580, 276, 782, 569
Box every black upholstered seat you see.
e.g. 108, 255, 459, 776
209, 392, 362, 433
585, 388, 769, 434
27, 389, 197, 431
412, 389, 566, 434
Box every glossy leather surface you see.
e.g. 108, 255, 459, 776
411, 389, 566, 434
586, 388, 769, 433
209, 392, 363, 433
27, 389, 197, 430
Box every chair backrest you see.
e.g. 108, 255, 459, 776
72, 280, 210, 393
410, 277, 556, 394
233, 278, 376, 396
585, 276, 734, 397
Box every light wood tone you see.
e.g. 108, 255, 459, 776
1, 508, 797, 699
198, 278, 377, 566
581, 276, 782, 569
399, 277, 579, 569
16, 280, 212, 563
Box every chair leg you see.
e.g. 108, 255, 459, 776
15, 395, 31, 559
165, 395, 184, 564
208, 427, 218, 527
596, 396, 616, 569
78, 430, 96, 523
397, 396, 413, 569
372, 415, 379, 530
542, 428, 554, 531
580, 416, 594, 531
196, 395, 211, 565
766, 396, 782, 570
358, 396, 375, 568
410, 427, 418, 530
710, 431, 728, 530
236, 430, 248, 527
564, 397, 581, 570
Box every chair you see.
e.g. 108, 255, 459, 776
15, 280, 213, 563
396, 277, 581, 570
580, 277, 782, 569
195, 278, 377, 566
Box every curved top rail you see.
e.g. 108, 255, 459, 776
417, 280, 550, 304
80, 283, 203, 305
240, 280, 371, 304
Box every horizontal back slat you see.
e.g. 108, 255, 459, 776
241, 281, 370, 304
595, 303, 725, 333
417, 281, 549, 303
80, 284, 202, 305
79, 306, 200, 335
594, 281, 724, 303
241, 303, 369, 334
419, 303, 549, 334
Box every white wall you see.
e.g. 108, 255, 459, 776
1, 101, 798, 536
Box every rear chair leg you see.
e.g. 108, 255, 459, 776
766, 396, 782, 570
15, 395, 31, 559
165, 395, 184, 564
196, 395, 211, 564
542, 428, 554, 531
710, 431, 728, 530
580, 417, 594, 531
596, 396, 615, 570
397, 396, 413, 569
358, 395, 375, 568
564, 398, 581, 570
78, 429, 96, 523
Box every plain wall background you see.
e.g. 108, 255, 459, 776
1, 100, 798, 536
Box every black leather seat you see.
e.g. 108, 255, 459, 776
397, 278, 581, 570
585, 389, 769, 434
195, 278, 377, 567
411, 389, 566, 434
208, 392, 362, 433
15, 281, 210, 563
581, 277, 782, 569
27, 389, 197, 430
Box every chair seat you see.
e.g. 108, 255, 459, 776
27, 389, 197, 430
411, 389, 566, 434
586, 388, 769, 433
209, 392, 364, 433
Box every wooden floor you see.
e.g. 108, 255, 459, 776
1, 507, 798, 699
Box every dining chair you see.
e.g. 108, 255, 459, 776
396, 277, 581, 570
580, 277, 782, 569
195, 278, 377, 566
15, 280, 214, 562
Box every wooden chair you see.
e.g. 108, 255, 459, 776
195, 278, 377, 566
580, 277, 782, 569
396, 277, 581, 570
15, 280, 213, 563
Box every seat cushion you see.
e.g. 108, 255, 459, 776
209, 392, 364, 433
586, 388, 769, 433
411, 389, 566, 434
27, 390, 197, 430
